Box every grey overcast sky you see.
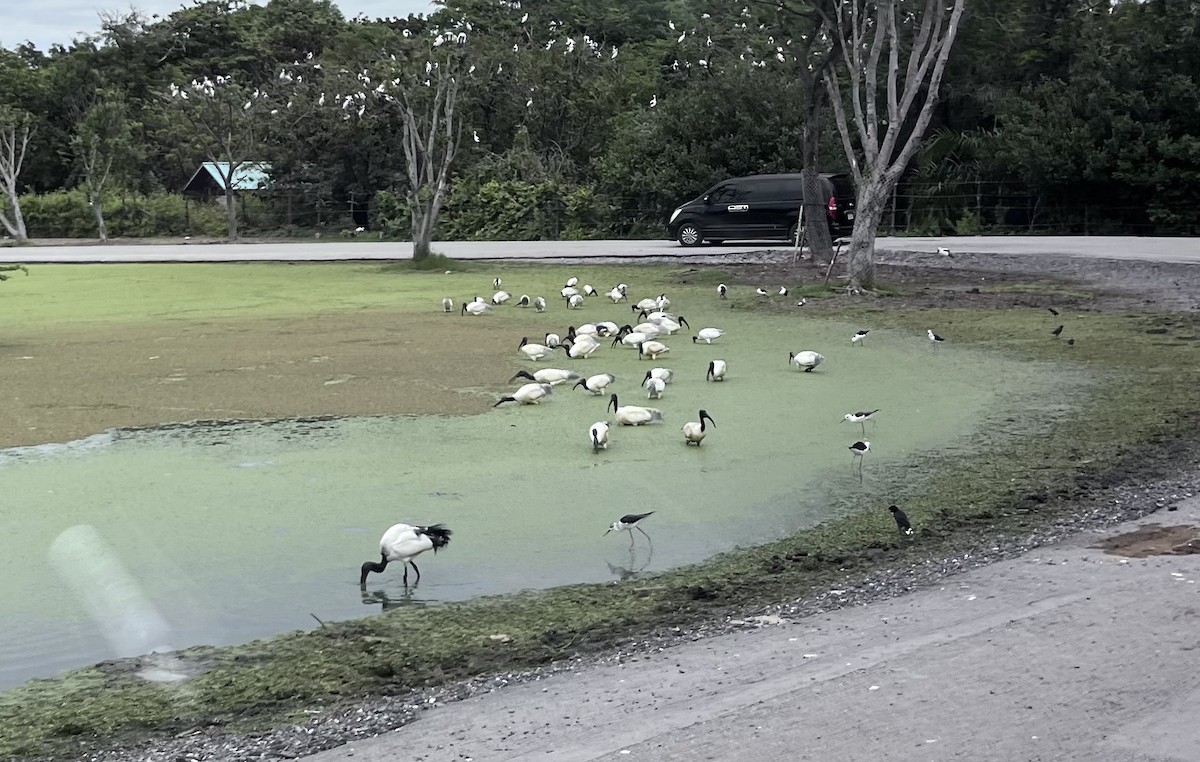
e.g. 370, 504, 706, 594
0, 0, 434, 50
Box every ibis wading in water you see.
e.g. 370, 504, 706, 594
605, 512, 654, 548
789, 350, 826, 372
682, 409, 716, 445
589, 421, 610, 450
574, 373, 616, 395
608, 393, 664, 426
494, 383, 553, 406
360, 523, 452, 587
510, 368, 579, 386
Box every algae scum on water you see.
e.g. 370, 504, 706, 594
0, 301, 1063, 691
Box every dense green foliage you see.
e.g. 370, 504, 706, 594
1, 0, 1197, 239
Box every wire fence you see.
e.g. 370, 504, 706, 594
20, 179, 1199, 239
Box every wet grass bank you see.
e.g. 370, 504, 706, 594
3, 273, 1200, 760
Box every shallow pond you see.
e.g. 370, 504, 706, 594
0, 308, 1063, 690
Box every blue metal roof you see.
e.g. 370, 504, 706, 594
194, 162, 272, 191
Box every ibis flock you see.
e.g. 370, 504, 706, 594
362, 275, 940, 588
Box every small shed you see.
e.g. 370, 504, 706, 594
182, 162, 272, 201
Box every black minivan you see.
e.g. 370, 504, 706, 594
666, 173, 856, 246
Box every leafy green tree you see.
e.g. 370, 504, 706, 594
70, 92, 138, 241
163, 75, 275, 239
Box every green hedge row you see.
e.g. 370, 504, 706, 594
16, 180, 630, 241
20, 190, 231, 239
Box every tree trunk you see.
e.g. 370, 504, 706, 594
1, 194, 27, 241
90, 192, 108, 242
844, 182, 889, 291
411, 202, 432, 260
225, 191, 239, 240
800, 168, 833, 259
799, 85, 833, 261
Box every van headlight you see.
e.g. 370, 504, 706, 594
669, 207, 682, 224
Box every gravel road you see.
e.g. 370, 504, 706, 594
300, 498, 1200, 762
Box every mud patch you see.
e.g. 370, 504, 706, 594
1094, 524, 1200, 557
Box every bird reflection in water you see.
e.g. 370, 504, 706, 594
606, 544, 653, 581
360, 587, 430, 612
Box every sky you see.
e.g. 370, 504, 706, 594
0, 0, 433, 51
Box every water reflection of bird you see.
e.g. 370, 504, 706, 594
606, 546, 652, 580
361, 587, 427, 611
360, 523, 453, 587
606, 512, 654, 548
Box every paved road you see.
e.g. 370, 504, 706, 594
302, 500, 1200, 762
0, 236, 1197, 263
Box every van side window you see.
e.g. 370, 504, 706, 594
711, 184, 740, 204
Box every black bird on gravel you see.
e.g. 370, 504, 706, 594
1051, 325, 1064, 338
1048, 307, 1060, 316
888, 505, 914, 536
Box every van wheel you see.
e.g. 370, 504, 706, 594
677, 224, 703, 247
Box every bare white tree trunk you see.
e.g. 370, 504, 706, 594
79, 138, 113, 242
823, 0, 965, 291
0, 122, 32, 242
399, 63, 461, 261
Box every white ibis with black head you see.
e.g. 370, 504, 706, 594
462, 301, 493, 316
360, 523, 452, 587
789, 350, 825, 372
589, 420, 610, 450
494, 383, 553, 406
510, 368, 579, 386
608, 393, 664, 426
706, 360, 727, 382
693, 328, 725, 344
683, 409, 716, 445
534, 296, 547, 312
605, 512, 654, 548
574, 373, 616, 395
441, 297, 453, 312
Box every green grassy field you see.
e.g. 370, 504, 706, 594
1, 261, 1199, 760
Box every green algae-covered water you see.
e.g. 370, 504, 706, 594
0, 301, 1066, 690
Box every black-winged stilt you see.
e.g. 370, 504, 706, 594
849, 440, 870, 480
360, 524, 452, 587
755, 287, 769, 296
927, 329, 945, 346
606, 512, 654, 547
842, 409, 879, 435
852, 329, 870, 346
888, 505, 914, 535
778, 286, 788, 296
717, 283, 728, 299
